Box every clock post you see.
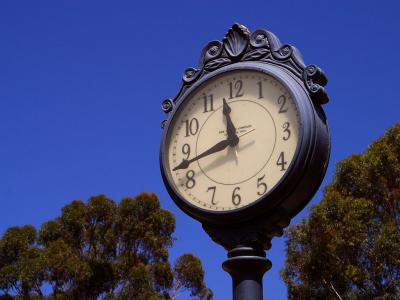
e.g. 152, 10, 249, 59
160, 24, 330, 299
222, 247, 271, 300
202, 208, 293, 300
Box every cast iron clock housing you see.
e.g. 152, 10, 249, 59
160, 24, 330, 250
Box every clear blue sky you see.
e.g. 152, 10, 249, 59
1, 1, 399, 299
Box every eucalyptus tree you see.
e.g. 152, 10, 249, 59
0, 193, 212, 299
282, 124, 400, 299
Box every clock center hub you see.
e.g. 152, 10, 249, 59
196, 100, 276, 185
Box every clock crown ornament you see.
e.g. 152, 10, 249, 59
161, 23, 328, 128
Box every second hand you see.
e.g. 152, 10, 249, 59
234, 129, 255, 159
238, 129, 255, 138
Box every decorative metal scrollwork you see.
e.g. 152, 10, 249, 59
223, 23, 249, 59
161, 23, 329, 125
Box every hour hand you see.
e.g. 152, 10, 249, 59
173, 139, 230, 171
223, 97, 231, 115
222, 98, 239, 146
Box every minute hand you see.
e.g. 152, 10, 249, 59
173, 139, 230, 171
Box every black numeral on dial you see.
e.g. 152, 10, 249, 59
203, 94, 214, 113
207, 186, 217, 205
232, 187, 241, 206
278, 95, 288, 113
182, 143, 190, 159
282, 122, 291, 141
276, 152, 288, 171
257, 175, 267, 196
257, 81, 263, 99
229, 80, 244, 99
184, 118, 199, 137
185, 170, 196, 189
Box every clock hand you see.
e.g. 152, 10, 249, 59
173, 139, 230, 171
222, 98, 239, 147
235, 129, 256, 161
238, 128, 255, 138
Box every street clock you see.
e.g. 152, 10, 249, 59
159, 23, 330, 300
160, 24, 329, 244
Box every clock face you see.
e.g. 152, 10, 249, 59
164, 69, 300, 212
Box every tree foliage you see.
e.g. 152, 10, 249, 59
281, 124, 400, 299
0, 193, 212, 299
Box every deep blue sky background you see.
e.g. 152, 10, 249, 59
1, 1, 399, 299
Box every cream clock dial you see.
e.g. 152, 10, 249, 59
165, 69, 300, 211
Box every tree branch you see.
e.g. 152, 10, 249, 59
169, 279, 181, 300
322, 277, 343, 300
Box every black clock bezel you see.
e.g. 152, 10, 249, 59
160, 61, 328, 225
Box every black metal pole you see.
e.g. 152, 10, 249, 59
222, 246, 272, 300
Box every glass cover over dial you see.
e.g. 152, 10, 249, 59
165, 69, 300, 212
